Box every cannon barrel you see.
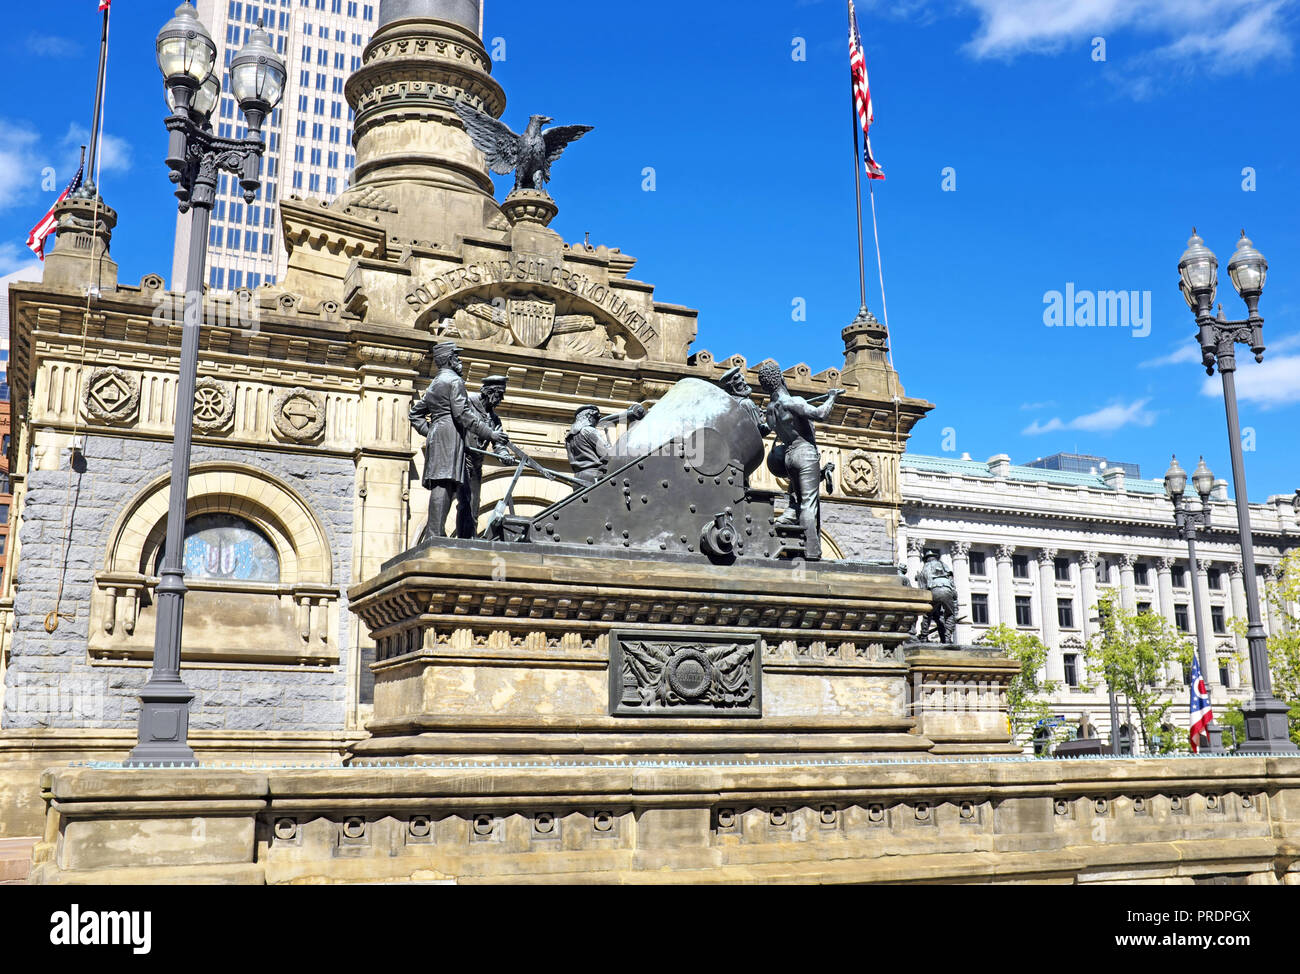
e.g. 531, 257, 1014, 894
613, 378, 765, 478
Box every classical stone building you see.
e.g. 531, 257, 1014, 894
0, 0, 928, 833
900, 452, 1300, 745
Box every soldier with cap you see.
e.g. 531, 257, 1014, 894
719, 366, 771, 438
565, 401, 648, 487
914, 547, 958, 644
409, 342, 509, 541
456, 375, 510, 539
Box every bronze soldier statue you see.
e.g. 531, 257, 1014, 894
457, 375, 510, 540
409, 342, 508, 542
914, 547, 958, 644
719, 367, 771, 437
756, 362, 844, 561
564, 402, 646, 487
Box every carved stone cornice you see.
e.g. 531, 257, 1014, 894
1077, 551, 1099, 567
996, 545, 1017, 561
1157, 556, 1176, 572
949, 540, 971, 558
1037, 548, 1058, 565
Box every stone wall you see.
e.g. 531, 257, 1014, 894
823, 500, 895, 564
2, 434, 353, 732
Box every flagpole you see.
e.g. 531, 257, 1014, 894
86, 3, 111, 190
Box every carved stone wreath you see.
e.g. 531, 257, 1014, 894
82, 366, 140, 426
610, 631, 762, 718
192, 377, 235, 434
272, 387, 327, 443
842, 450, 881, 498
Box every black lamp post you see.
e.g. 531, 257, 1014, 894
128, 3, 285, 766
1177, 229, 1297, 754
1164, 455, 1224, 753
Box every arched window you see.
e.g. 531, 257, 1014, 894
155, 514, 281, 583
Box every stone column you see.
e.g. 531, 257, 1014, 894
995, 544, 1017, 630
906, 537, 925, 586
1037, 548, 1064, 683
1157, 556, 1182, 683
950, 541, 972, 645
1118, 553, 1138, 611
1262, 565, 1284, 639
1078, 551, 1099, 641
1195, 560, 1222, 689
1228, 561, 1251, 688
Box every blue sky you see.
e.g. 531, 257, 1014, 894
1, 0, 1297, 500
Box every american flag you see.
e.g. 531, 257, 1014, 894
1189, 651, 1214, 753
25, 162, 83, 262
99, 0, 111, 10
848, 0, 885, 181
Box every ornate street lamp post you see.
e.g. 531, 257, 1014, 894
1164, 456, 1224, 753
128, 3, 285, 765
1177, 229, 1297, 754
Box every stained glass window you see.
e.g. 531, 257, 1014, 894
157, 514, 280, 583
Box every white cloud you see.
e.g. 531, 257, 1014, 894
1023, 398, 1158, 435
1202, 356, 1300, 408
25, 34, 81, 58
62, 123, 132, 176
0, 120, 42, 210
0, 243, 41, 280
1139, 343, 1202, 368
1019, 400, 1057, 411
961, 0, 1294, 79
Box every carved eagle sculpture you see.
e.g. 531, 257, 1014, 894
452, 101, 593, 192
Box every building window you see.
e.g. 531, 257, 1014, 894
1208, 567, 1222, 590
1172, 564, 1187, 587
1015, 596, 1033, 628
1135, 562, 1149, 586
1063, 654, 1079, 689
1057, 598, 1074, 630
1211, 606, 1226, 634
1054, 557, 1070, 582
1174, 604, 1190, 633
1136, 601, 1151, 614
1012, 555, 1029, 580
1219, 660, 1231, 687
968, 551, 986, 577
0, 536, 7, 555
971, 593, 989, 625
156, 514, 281, 584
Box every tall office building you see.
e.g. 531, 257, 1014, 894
172, 0, 379, 292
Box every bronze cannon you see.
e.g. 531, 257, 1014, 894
496, 378, 809, 563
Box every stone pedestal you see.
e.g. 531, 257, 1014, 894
346, 540, 1019, 762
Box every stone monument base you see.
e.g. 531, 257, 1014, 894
29, 756, 1300, 885
345, 541, 1023, 763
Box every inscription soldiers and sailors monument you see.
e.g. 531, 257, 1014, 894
3, 0, 1297, 885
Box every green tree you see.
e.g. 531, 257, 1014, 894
980, 624, 1059, 751
1244, 551, 1300, 746
1084, 591, 1195, 754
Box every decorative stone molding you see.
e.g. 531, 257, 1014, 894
1228, 561, 1244, 578
501, 189, 559, 229
1037, 548, 1058, 565
1157, 556, 1176, 572
949, 540, 971, 559
610, 631, 762, 718
908, 537, 927, 554
192, 376, 235, 434
1077, 551, 1099, 567
996, 544, 1016, 561
357, 345, 426, 368
1119, 553, 1138, 570
272, 387, 328, 443
842, 450, 881, 498
82, 365, 140, 426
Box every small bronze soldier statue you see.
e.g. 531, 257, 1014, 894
564, 401, 647, 487
914, 547, 958, 644
756, 362, 844, 562
457, 375, 511, 540
409, 342, 509, 542
719, 366, 772, 437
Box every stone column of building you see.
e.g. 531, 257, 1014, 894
906, 537, 925, 586
1076, 550, 1099, 685
1228, 561, 1252, 689
1195, 560, 1222, 690
1157, 556, 1182, 683
995, 544, 1017, 631
1118, 553, 1138, 611
950, 541, 972, 645
1262, 565, 1284, 639
1037, 548, 1064, 683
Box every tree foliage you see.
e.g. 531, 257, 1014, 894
1084, 591, 1195, 754
980, 624, 1058, 749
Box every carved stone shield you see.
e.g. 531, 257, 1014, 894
506, 296, 556, 349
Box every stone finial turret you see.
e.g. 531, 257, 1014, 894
41, 185, 119, 293
343, 0, 506, 241
840, 306, 902, 400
